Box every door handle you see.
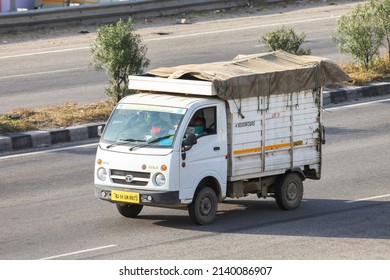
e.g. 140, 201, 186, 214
213, 147, 220, 151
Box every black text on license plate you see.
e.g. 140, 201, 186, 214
111, 190, 139, 203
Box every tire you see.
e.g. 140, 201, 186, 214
188, 187, 218, 225
116, 203, 143, 218
275, 173, 303, 210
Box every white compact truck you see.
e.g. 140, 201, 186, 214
94, 51, 349, 225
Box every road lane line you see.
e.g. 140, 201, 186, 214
39, 244, 117, 260
345, 194, 390, 204
327, 98, 390, 111
145, 15, 341, 42
0, 143, 98, 160
0, 67, 89, 80
0, 15, 340, 59
0, 46, 90, 59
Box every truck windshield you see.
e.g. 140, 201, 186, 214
101, 103, 186, 148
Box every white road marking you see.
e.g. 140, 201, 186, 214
0, 15, 341, 82
0, 67, 88, 80
39, 244, 117, 260
0, 143, 98, 160
345, 194, 390, 204
0, 15, 339, 60
0, 46, 90, 59
145, 16, 340, 42
327, 98, 390, 111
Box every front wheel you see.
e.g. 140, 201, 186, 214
188, 187, 218, 225
116, 203, 143, 218
275, 173, 303, 210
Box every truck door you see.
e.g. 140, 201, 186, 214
179, 105, 227, 200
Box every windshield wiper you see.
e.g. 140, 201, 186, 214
106, 138, 145, 149
129, 134, 174, 151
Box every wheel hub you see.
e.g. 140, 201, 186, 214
286, 182, 298, 201
199, 197, 212, 216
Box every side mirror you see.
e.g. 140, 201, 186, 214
182, 133, 197, 151
97, 125, 105, 137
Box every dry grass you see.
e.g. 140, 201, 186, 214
0, 101, 114, 134
340, 56, 390, 85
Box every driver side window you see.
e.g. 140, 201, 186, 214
186, 107, 217, 138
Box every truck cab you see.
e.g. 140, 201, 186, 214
94, 92, 228, 224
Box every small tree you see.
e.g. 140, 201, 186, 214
260, 26, 311, 55
369, 0, 390, 58
332, 2, 384, 70
91, 18, 150, 103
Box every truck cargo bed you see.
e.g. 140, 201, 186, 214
227, 89, 322, 181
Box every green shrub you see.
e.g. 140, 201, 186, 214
332, 2, 384, 70
260, 26, 311, 55
91, 18, 150, 103
369, 0, 390, 58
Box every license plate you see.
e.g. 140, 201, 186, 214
111, 190, 140, 203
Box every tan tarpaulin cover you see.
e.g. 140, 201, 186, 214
147, 51, 350, 100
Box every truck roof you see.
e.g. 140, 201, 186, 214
120, 92, 218, 108
130, 51, 350, 100
129, 75, 216, 96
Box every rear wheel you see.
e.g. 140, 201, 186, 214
275, 173, 303, 210
188, 187, 218, 225
116, 203, 143, 218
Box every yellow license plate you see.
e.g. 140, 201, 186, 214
111, 190, 140, 203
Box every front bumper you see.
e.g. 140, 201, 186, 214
94, 185, 181, 207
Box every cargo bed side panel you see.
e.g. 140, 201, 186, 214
227, 90, 322, 181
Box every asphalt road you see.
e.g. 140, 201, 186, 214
0, 0, 361, 113
1, 0, 389, 262
0, 98, 389, 260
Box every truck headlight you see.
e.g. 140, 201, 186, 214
97, 167, 108, 181
154, 173, 166, 187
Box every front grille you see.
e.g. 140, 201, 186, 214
110, 169, 150, 186
111, 179, 148, 186
111, 169, 150, 178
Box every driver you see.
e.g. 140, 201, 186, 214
193, 117, 206, 137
